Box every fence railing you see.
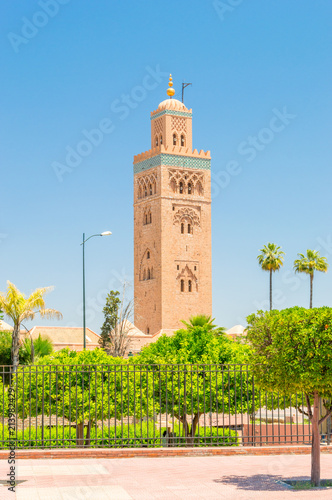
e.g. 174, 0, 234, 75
0, 364, 330, 449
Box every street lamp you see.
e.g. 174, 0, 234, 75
81, 231, 112, 349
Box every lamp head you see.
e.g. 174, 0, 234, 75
100, 231, 112, 236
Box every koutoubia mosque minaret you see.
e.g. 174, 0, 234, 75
133, 75, 212, 335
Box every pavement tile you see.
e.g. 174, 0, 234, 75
4, 454, 332, 499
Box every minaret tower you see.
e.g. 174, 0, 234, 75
133, 75, 212, 335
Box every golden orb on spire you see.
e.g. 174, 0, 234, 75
166, 74, 175, 98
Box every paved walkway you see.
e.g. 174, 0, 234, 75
0, 454, 332, 499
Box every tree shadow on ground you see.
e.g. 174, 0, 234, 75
214, 474, 310, 492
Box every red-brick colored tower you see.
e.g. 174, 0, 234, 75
133, 75, 212, 335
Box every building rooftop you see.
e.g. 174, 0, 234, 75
226, 324, 246, 337
0, 320, 13, 331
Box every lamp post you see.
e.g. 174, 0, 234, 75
81, 231, 112, 349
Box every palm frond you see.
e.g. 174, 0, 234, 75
39, 308, 63, 320
294, 249, 329, 274
25, 286, 54, 311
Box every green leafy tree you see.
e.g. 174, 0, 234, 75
294, 250, 328, 308
136, 315, 252, 444
12, 348, 130, 447
246, 307, 332, 487
257, 243, 285, 310
99, 290, 121, 349
0, 281, 62, 371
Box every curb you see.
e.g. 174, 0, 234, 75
0, 445, 331, 459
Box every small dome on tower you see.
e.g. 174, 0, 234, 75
157, 98, 188, 112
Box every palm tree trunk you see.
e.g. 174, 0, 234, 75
11, 324, 20, 373
269, 270, 272, 311
310, 273, 313, 309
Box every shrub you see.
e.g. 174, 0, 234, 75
0, 422, 238, 449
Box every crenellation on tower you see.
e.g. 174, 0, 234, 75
133, 75, 212, 335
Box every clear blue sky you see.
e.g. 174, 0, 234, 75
1, 0, 331, 333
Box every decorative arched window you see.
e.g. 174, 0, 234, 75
149, 212, 152, 224
150, 267, 153, 279
138, 187, 142, 199
160, 135, 163, 145
188, 183, 192, 194
145, 214, 148, 225
188, 280, 192, 292
155, 136, 158, 147
180, 279, 184, 292
181, 134, 185, 147
147, 268, 151, 280
147, 251, 150, 259
144, 187, 147, 197
147, 327, 150, 334
181, 223, 184, 234
149, 184, 152, 196
173, 134, 177, 146
143, 269, 146, 280
196, 181, 203, 196
179, 182, 183, 194
188, 223, 191, 234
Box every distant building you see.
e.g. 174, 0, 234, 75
120, 321, 178, 356
0, 320, 14, 331
226, 324, 246, 340
21, 326, 100, 352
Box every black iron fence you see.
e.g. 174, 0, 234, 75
0, 364, 330, 449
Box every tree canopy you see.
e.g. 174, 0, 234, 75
135, 316, 252, 442
137, 315, 247, 365
246, 307, 332, 486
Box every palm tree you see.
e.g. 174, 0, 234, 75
294, 250, 328, 308
21, 334, 54, 364
257, 243, 285, 310
182, 315, 226, 336
0, 281, 62, 371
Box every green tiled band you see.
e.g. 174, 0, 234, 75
150, 109, 192, 120
134, 154, 211, 174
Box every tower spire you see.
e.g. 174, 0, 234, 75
166, 74, 175, 98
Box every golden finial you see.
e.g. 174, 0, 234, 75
167, 74, 175, 98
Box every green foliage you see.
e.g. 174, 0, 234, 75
137, 319, 248, 365
20, 335, 54, 364
0, 422, 237, 449
0, 331, 12, 366
99, 290, 121, 349
14, 349, 130, 424
0, 383, 9, 416
246, 307, 332, 398
181, 315, 225, 336
134, 318, 254, 435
